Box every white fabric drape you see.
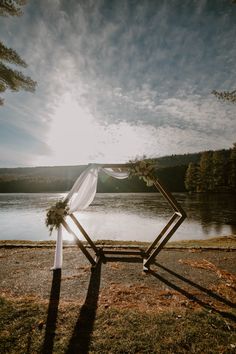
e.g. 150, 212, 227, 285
102, 168, 130, 180
66, 165, 129, 213
52, 165, 129, 269
66, 166, 99, 213
51, 224, 63, 269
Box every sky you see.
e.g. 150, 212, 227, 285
0, 0, 236, 167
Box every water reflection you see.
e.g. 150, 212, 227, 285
0, 193, 235, 241
180, 193, 236, 235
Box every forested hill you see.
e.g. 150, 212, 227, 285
0, 148, 232, 193
0, 151, 207, 177
154, 152, 202, 168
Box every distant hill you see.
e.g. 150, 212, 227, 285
155, 152, 202, 168
0, 165, 86, 179
0, 148, 231, 193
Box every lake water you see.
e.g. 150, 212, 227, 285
0, 193, 235, 242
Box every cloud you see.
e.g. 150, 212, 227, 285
0, 0, 236, 166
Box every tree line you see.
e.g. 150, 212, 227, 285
0, 163, 188, 193
0, 165, 186, 193
0, 146, 235, 193
185, 143, 236, 193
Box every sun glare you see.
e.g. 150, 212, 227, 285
40, 94, 162, 166
47, 95, 103, 165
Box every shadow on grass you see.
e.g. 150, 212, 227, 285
148, 266, 236, 322
42, 269, 61, 354
66, 259, 102, 354
104, 256, 143, 263
155, 262, 236, 308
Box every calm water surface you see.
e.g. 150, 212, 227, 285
0, 193, 235, 242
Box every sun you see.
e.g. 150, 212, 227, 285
46, 95, 103, 165
36, 94, 162, 167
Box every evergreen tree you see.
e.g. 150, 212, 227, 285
199, 151, 213, 192
185, 162, 199, 192
0, 0, 26, 17
228, 143, 236, 192
0, 0, 36, 105
212, 150, 226, 190
212, 90, 236, 104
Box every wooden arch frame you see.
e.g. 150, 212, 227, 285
61, 163, 186, 270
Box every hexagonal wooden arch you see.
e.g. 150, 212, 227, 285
62, 163, 186, 271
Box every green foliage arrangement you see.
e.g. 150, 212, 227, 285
45, 200, 69, 235
128, 158, 156, 186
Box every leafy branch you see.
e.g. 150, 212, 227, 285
45, 200, 69, 235
128, 158, 156, 186
212, 90, 236, 104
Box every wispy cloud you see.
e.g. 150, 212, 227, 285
0, 0, 236, 166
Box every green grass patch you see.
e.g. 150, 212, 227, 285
0, 296, 235, 353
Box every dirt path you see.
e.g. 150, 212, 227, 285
0, 246, 235, 315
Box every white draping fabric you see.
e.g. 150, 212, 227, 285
66, 166, 99, 213
51, 224, 63, 269
101, 168, 130, 180
52, 165, 129, 269
66, 166, 129, 213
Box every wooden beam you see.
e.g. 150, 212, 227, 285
61, 220, 96, 266
69, 214, 100, 255
141, 173, 186, 266
103, 249, 143, 256
100, 163, 130, 168
153, 177, 186, 216
143, 216, 185, 268
145, 213, 179, 255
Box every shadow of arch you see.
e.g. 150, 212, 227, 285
66, 259, 102, 354
104, 256, 143, 263
154, 262, 235, 308
148, 269, 236, 322
42, 269, 61, 354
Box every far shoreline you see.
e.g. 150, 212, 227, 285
0, 235, 235, 249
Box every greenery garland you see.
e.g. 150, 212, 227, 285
128, 158, 156, 186
45, 200, 69, 235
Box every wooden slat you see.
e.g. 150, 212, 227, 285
103, 249, 143, 256
100, 163, 130, 168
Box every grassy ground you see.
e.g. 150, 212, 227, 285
1, 297, 235, 354
0, 236, 236, 353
